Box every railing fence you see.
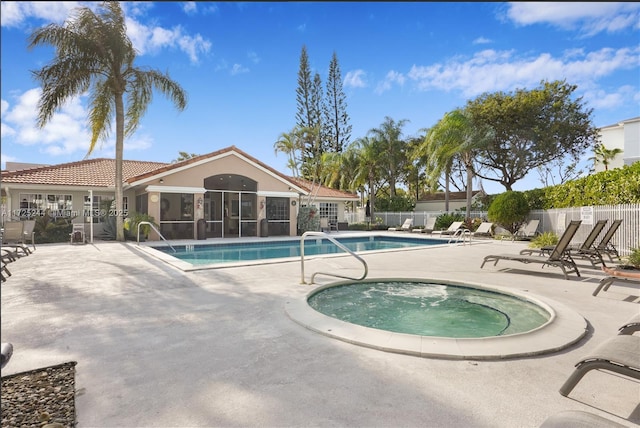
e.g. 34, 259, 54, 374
346, 204, 640, 256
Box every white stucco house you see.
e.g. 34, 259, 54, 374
1, 146, 359, 241
596, 116, 640, 172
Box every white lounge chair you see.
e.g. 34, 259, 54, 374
412, 217, 436, 234
513, 219, 539, 240
431, 221, 463, 236
70, 223, 86, 244
388, 218, 413, 232
471, 222, 493, 238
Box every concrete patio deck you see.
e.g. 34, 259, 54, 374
1, 235, 638, 427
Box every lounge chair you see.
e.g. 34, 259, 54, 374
594, 219, 623, 262
431, 221, 463, 236
481, 220, 582, 280
388, 218, 413, 232
523, 219, 608, 268
1, 221, 31, 257
558, 334, 640, 397
513, 219, 540, 240
618, 313, 640, 335
22, 219, 36, 252
471, 222, 494, 238
412, 217, 436, 234
592, 265, 640, 297
540, 410, 627, 428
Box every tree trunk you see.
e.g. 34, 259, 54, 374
114, 92, 125, 242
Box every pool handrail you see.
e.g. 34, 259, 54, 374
137, 221, 176, 253
300, 231, 368, 284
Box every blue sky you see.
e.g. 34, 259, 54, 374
1, 2, 639, 194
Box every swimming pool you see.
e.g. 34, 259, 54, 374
151, 235, 444, 268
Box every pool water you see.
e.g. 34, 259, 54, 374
157, 236, 442, 266
308, 280, 551, 338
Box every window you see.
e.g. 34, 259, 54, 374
84, 195, 128, 223
319, 202, 338, 223
19, 193, 44, 217
46, 194, 73, 216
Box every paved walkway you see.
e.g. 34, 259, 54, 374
1, 236, 638, 427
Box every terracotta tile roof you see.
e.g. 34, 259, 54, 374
1, 158, 167, 188
287, 176, 359, 200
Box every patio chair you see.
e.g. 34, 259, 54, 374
1, 260, 11, 282
471, 222, 494, 238
592, 265, 640, 297
540, 410, 627, 428
431, 221, 463, 236
22, 219, 36, 252
412, 217, 436, 234
522, 219, 608, 268
70, 223, 86, 244
388, 218, 413, 232
1, 221, 31, 257
481, 220, 582, 280
320, 218, 337, 233
594, 219, 623, 262
618, 313, 640, 335
558, 334, 640, 397
513, 219, 540, 240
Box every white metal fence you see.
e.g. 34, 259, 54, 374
346, 204, 640, 256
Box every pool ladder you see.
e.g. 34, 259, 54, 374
448, 228, 471, 245
300, 231, 368, 284
137, 221, 176, 253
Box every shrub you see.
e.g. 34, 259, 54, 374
435, 212, 465, 231
528, 232, 558, 249
487, 191, 530, 235
625, 247, 640, 269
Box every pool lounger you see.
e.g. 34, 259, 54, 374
558, 334, 640, 397
539, 410, 627, 427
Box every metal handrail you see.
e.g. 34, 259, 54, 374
448, 228, 471, 245
137, 221, 176, 253
300, 231, 368, 284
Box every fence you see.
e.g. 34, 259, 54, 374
346, 204, 640, 256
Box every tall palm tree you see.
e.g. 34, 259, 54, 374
28, 2, 187, 241
421, 109, 491, 215
351, 136, 384, 225
590, 143, 623, 171
368, 116, 409, 198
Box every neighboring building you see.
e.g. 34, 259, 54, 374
414, 190, 483, 212
1, 146, 359, 241
596, 116, 640, 172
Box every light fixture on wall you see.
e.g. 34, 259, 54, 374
159, 178, 164, 184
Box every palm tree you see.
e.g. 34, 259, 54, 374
368, 117, 409, 198
590, 143, 623, 172
274, 127, 304, 177
28, 2, 187, 241
421, 109, 491, 215
351, 136, 384, 226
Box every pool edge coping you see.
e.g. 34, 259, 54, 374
284, 277, 588, 360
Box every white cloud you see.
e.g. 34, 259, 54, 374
472, 37, 492, 45
0, 1, 82, 28
247, 51, 260, 64
3, 88, 90, 155
344, 70, 367, 88
182, 2, 197, 15
125, 18, 212, 64
374, 70, 406, 95
505, 2, 640, 36
406, 46, 640, 98
583, 85, 638, 110
230, 64, 249, 75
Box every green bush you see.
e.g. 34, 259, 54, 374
487, 191, 530, 234
528, 232, 559, 249
435, 212, 465, 231
625, 247, 640, 268
33, 210, 74, 243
